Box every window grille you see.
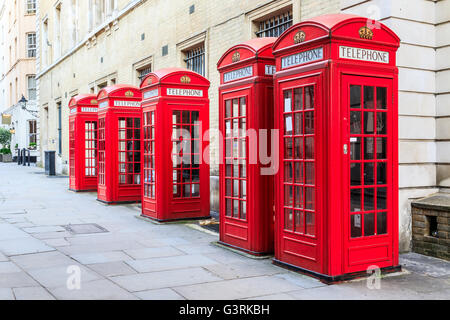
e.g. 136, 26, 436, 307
138, 66, 152, 82
184, 45, 205, 76
256, 11, 293, 38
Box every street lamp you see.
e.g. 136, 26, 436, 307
18, 95, 38, 117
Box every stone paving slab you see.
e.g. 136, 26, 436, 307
11, 251, 75, 270
0, 261, 22, 274
0, 238, 55, 256
0, 272, 39, 288
135, 288, 186, 300
87, 261, 137, 278
13, 287, 56, 300
110, 267, 222, 292
125, 254, 218, 273
22, 226, 66, 234
70, 251, 132, 265
0, 288, 14, 300
27, 264, 101, 288
203, 261, 288, 280
124, 247, 185, 260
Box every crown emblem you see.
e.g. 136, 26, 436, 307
125, 90, 134, 97
232, 51, 240, 63
294, 30, 306, 44
181, 76, 191, 84
359, 26, 373, 40
98, 91, 106, 99
90, 99, 98, 105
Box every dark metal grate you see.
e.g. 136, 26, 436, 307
256, 11, 293, 38
184, 45, 205, 76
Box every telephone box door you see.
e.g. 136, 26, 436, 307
342, 75, 395, 273
221, 89, 250, 249
277, 75, 323, 273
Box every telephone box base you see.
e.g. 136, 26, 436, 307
140, 214, 211, 224
97, 199, 141, 206
216, 241, 273, 259
273, 259, 402, 284
69, 188, 97, 193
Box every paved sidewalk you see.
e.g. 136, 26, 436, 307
0, 163, 448, 300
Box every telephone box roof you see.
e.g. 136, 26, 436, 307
97, 84, 142, 100
69, 94, 98, 108
140, 68, 210, 89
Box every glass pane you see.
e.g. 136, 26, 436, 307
294, 113, 303, 135
350, 163, 361, 186
294, 211, 304, 233
182, 111, 190, 124
305, 187, 314, 210
364, 163, 375, 185
305, 137, 314, 159
192, 111, 200, 124
233, 200, 239, 218
294, 186, 303, 209
305, 86, 314, 109
377, 187, 387, 210
233, 99, 239, 118
226, 179, 232, 196
364, 213, 375, 236
284, 91, 292, 112
350, 111, 361, 134
225, 100, 232, 118
192, 184, 200, 197
377, 212, 387, 235
305, 162, 314, 185
285, 138, 293, 159
377, 112, 387, 134
350, 85, 361, 109
304, 111, 314, 134
284, 185, 293, 207
351, 214, 362, 238
226, 199, 232, 217
364, 112, 374, 134
173, 111, 181, 123
364, 188, 375, 211
284, 115, 293, 135
240, 97, 246, 117
284, 162, 293, 183
294, 162, 303, 184
364, 138, 375, 160
294, 138, 303, 158
305, 212, 315, 236
364, 86, 374, 109
285, 209, 293, 231
377, 87, 387, 110
377, 163, 387, 185
240, 202, 247, 220
377, 138, 387, 160
350, 137, 361, 160
294, 88, 303, 110
233, 180, 239, 197
351, 189, 362, 212
241, 180, 246, 198
226, 165, 232, 177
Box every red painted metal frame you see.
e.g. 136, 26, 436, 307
96, 85, 143, 204
217, 38, 277, 256
272, 14, 400, 281
140, 68, 211, 222
68, 94, 98, 192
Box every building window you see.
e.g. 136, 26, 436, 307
28, 120, 37, 145
256, 10, 293, 38
184, 45, 205, 76
57, 102, 62, 154
26, 0, 37, 14
138, 65, 152, 83
27, 75, 36, 100
27, 33, 36, 58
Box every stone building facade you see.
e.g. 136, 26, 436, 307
36, 0, 449, 252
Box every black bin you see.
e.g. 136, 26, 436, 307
45, 151, 56, 176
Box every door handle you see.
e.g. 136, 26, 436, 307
343, 144, 348, 155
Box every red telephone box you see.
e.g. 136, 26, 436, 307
96, 85, 143, 204
272, 14, 400, 282
140, 68, 210, 221
217, 38, 277, 256
68, 94, 98, 192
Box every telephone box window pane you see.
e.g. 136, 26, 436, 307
192, 184, 200, 197
377, 187, 387, 210
225, 100, 232, 118
233, 180, 240, 197
351, 189, 362, 212
285, 138, 293, 159
364, 138, 375, 160
350, 163, 361, 186
294, 162, 303, 184
364, 188, 375, 211
285, 209, 293, 231
240, 97, 246, 117
226, 199, 232, 217
294, 186, 303, 209
240, 202, 247, 220
285, 185, 293, 207
350, 85, 361, 109
173, 111, 181, 123
284, 91, 292, 112
305, 137, 314, 159
305, 112, 314, 134
351, 214, 362, 238
364, 86, 374, 109
233, 200, 239, 218
377, 113, 387, 134
364, 163, 374, 185
295, 211, 304, 233
284, 115, 293, 135
364, 213, 375, 236
305, 212, 315, 236
294, 113, 303, 135
294, 138, 303, 158
305, 162, 315, 185
284, 162, 293, 183
305, 86, 314, 109
377, 138, 387, 160
305, 187, 314, 210
192, 111, 200, 124
182, 111, 190, 124
233, 99, 239, 118
240, 164, 246, 178
226, 179, 232, 196
377, 212, 387, 235
350, 112, 361, 134
364, 112, 375, 134
241, 180, 246, 198
377, 87, 387, 109
183, 184, 191, 197
294, 89, 303, 110
377, 163, 387, 185
350, 138, 361, 160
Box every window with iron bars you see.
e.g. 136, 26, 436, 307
138, 66, 152, 83
256, 11, 293, 38
184, 45, 205, 76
